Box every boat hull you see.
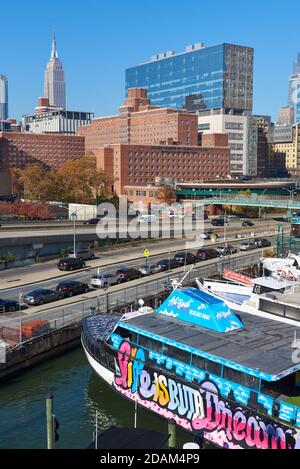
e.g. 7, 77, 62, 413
83, 337, 300, 450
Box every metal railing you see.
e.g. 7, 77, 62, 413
0, 251, 264, 353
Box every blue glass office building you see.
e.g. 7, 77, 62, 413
125, 43, 253, 113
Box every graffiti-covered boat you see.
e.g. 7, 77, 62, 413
81, 287, 300, 450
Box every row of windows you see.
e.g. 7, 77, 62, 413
112, 329, 259, 390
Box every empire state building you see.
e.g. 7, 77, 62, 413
44, 36, 66, 110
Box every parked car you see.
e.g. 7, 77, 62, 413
227, 215, 240, 222
242, 220, 255, 227
24, 289, 64, 306
173, 252, 197, 266
239, 241, 257, 251
57, 257, 86, 271
156, 259, 179, 271
254, 238, 271, 248
83, 218, 101, 225
56, 280, 89, 297
138, 214, 157, 223
68, 249, 95, 260
138, 264, 161, 276
196, 248, 219, 261
0, 298, 20, 313
90, 272, 120, 289
216, 245, 238, 256
211, 218, 225, 226
200, 230, 219, 240
115, 267, 142, 282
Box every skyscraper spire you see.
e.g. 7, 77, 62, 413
50, 34, 58, 60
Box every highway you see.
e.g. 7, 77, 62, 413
0, 231, 277, 315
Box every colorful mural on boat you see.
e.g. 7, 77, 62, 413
113, 341, 300, 450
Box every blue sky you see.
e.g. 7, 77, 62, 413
1, 0, 299, 121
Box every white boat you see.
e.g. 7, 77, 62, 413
261, 253, 300, 281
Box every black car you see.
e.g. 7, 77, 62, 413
83, 218, 101, 225
56, 280, 89, 297
24, 289, 64, 306
196, 248, 219, 261
57, 257, 86, 271
173, 252, 197, 266
0, 298, 20, 313
242, 220, 254, 227
211, 218, 225, 226
157, 259, 179, 271
115, 267, 142, 282
254, 238, 271, 248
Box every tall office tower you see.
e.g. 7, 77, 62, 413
0, 74, 8, 120
288, 53, 300, 123
126, 42, 254, 114
44, 36, 66, 110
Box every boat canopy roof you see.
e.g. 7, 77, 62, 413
156, 287, 244, 333
253, 276, 300, 290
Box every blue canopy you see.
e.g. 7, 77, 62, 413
156, 287, 244, 333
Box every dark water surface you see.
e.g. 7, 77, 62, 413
0, 348, 195, 449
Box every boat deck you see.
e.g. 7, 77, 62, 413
125, 310, 300, 378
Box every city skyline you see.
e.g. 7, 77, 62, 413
1, 0, 300, 121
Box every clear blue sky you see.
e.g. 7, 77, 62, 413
1, 0, 299, 121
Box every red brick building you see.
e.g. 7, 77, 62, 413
95, 138, 230, 196
0, 132, 85, 171
78, 88, 199, 151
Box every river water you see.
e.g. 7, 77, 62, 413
0, 348, 195, 449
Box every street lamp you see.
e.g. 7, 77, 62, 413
70, 212, 78, 258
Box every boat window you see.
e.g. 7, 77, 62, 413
223, 367, 259, 390
205, 360, 222, 376
259, 299, 285, 317
192, 355, 221, 376
192, 354, 206, 370
163, 344, 190, 364
106, 346, 117, 371
114, 327, 137, 343
138, 335, 162, 353
284, 305, 300, 321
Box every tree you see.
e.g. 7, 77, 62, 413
156, 185, 176, 205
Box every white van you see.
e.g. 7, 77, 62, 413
138, 214, 157, 223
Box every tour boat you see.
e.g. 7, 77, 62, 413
82, 287, 300, 450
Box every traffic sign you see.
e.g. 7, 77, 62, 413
144, 248, 150, 258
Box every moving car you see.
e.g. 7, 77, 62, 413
196, 248, 219, 261
200, 230, 219, 240
239, 241, 257, 251
68, 249, 95, 260
216, 245, 238, 256
90, 272, 120, 289
156, 259, 179, 271
211, 218, 225, 226
0, 298, 20, 313
242, 220, 255, 227
173, 252, 197, 266
83, 218, 101, 225
115, 267, 142, 282
56, 280, 89, 297
57, 257, 86, 271
24, 289, 64, 306
254, 238, 271, 248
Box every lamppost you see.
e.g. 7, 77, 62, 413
259, 188, 271, 219
283, 188, 297, 219
70, 212, 78, 258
